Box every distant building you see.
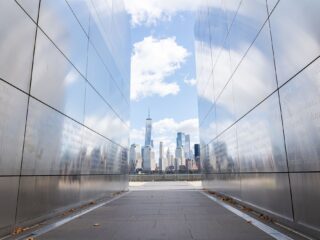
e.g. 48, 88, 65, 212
175, 132, 187, 170
194, 144, 200, 170
144, 110, 152, 146
142, 145, 155, 171
142, 111, 155, 171
176, 132, 185, 148
166, 148, 173, 167
159, 142, 164, 171
185, 134, 191, 159
129, 144, 136, 172
129, 144, 142, 173
175, 146, 185, 170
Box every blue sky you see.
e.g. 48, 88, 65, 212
124, 1, 202, 157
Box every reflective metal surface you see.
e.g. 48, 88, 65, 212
0, 1, 129, 237
269, 0, 320, 85
31, 30, 86, 123
0, 1, 36, 92
16, 0, 40, 21
0, 177, 19, 236
0, 82, 28, 175
237, 93, 287, 173
290, 172, 320, 233
240, 173, 292, 220
203, 173, 241, 199
22, 98, 83, 175
38, 0, 88, 76
280, 59, 320, 172
196, 0, 320, 237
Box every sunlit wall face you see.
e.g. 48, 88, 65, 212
195, 0, 320, 237
0, 0, 130, 236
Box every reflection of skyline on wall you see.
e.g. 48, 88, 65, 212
196, 0, 320, 237
0, 0, 130, 237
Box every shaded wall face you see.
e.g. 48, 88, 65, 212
195, 0, 320, 237
0, 0, 130, 236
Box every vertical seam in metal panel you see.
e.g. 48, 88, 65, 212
13, 0, 42, 228
265, 0, 295, 221
78, 11, 91, 197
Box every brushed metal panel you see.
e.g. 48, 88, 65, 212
0, 82, 28, 175
203, 173, 241, 199
0, 1, 36, 92
38, 0, 88, 75
84, 83, 124, 145
233, 23, 277, 119
87, 42, 124, 117
200, 144, 209, 173
90, 0, 130, 88
200, 106, 216, 145
269, 0, 320, 85
31, 30, 86, 123
16, 175, 81, 224
228, 0, 269, 73
214, 126, 239, 173
198, 96, 213, 125
0, 177, 19, 236
79, 175, 128, 202
280, 59, 320, 171
224, 0, 241, 30
203, 142, 215, 174
80, 128, 127, 175
213, 47, 232, 99
22, 98, 83, 175
267, 0, 279, 14
290, 172, 320, 233
216, 79, 235, 135
88, 11, 119, 82
80, 128, 108, 175
240, 173, 293, 220
237, 93, 288, 172
65, 0, 90, 34
16, 0, 40, 21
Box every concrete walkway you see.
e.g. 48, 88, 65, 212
32, 181, 289, 240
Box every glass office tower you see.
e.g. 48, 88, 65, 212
0, 0, 130, 236
195, 0, 320, 238
144, 112, 152, 146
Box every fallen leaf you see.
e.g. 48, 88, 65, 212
12, 227, 23, 235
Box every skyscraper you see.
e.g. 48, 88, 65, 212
175, 146, 185, 170
159, 142, 164, 171
185, 134, 191, 159
142, 145, 155, 171
129, 144, 137, 173
129, 144, 142, 172
166, 148, 172, 166
176, 132, 185, 148
142, 111, 155, 171
194, 144, 200, 171
144, 110, 152, 146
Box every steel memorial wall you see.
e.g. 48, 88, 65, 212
195, 0, 320, 237
0, 0, 130, 236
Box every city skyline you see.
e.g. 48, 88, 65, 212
129, 6, 199, 156
131, 111, 198, 168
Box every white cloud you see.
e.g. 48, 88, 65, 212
130, 118, 199, 160
184, 78, 197, 86
124, 0, 220, 26
131, 36, 189, 101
